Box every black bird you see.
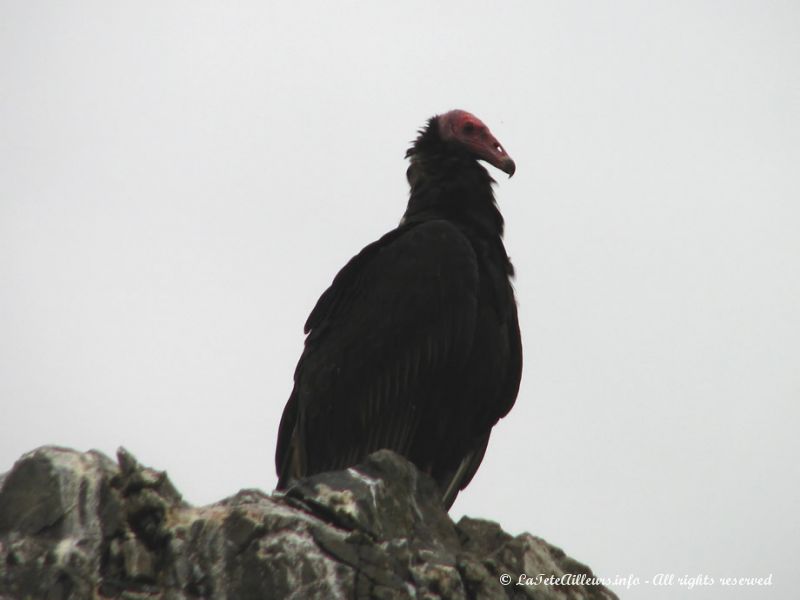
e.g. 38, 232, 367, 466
276, 110, 522, 509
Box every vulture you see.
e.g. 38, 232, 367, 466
276, 109, 522, 509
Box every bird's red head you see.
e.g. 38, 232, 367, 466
437, 109, 516, 177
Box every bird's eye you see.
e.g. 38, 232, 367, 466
463, 122, 475, 134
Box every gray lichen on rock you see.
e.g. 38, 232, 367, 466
0, 446, 618, 599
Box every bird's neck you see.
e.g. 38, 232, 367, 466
401, 158, 506, 240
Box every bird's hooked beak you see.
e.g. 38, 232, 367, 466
466, 133, 516, 178
490, 150, 516, 178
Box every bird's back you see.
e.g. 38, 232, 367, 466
276, 219, 521, 507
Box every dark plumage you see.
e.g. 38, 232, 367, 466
276, 110, 522, 508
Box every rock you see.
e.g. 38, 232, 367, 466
0, 446, 618, 599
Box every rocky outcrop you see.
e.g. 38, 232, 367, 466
0, 446, 617, 599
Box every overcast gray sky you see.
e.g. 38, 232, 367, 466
2, 2, 798, 598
